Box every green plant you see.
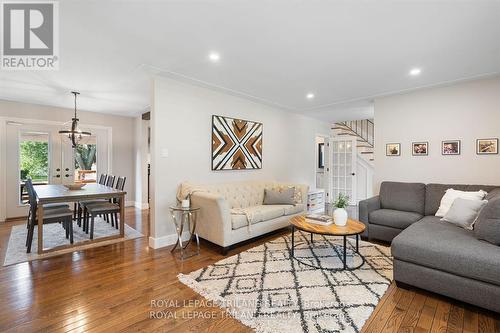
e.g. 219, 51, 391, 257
332, 193, 350, 209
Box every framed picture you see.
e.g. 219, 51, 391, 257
442, 140, 461, 155
412, 142, 428, 156
476, 138, 498, 155
212, 115, 263, 170
318, 143, 325, 168
386, 143, 401, 156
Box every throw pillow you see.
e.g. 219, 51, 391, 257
272, 185, 302, 204
435, 189, 487, 217
440, 198, 487, 230
474, 197, 500, 245
263, 188, 295, 205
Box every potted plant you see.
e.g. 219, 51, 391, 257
332, 193, 349, 226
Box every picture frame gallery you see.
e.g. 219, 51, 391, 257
385, 138, 498, 157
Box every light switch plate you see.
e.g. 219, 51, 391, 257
161, 148, 169, 158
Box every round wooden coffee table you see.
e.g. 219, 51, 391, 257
289, 215, 366, 271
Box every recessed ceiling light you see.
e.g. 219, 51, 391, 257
306, 93, 315, 100
208, 52, 220, 62
409, 68, 421, 76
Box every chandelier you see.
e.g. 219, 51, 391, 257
59, 91, 91, 148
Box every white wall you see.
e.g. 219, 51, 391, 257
134, 116, 150, 209
150, 76, 331, 247
0, 100, 137, 220
374, 76, 500, 192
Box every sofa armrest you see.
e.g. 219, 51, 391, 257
190, 192, 232, 247
358, 195, 380, 236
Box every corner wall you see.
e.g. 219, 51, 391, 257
374, 76, 500, 192
150, 77, 331, 247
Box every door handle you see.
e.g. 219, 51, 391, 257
351, 173, 356, 176
54, 175, 61, 178
65, 168, 69, 171
65, 174, 70, 177
56, 168, 61, 172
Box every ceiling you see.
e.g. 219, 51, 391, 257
0, 0, 499, 121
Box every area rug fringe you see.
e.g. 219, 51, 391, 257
178, 272, 271, 333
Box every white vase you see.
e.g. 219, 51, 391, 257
334, 208, 348, 226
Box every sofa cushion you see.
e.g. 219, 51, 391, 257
272, 204, 306, 216
380, 182, 426, 214
425, 184, 498, 216
263, 188, 295, 205
441, 198, 487, 230
231, 205, 286, 230
392, 216, 500, 286
435, 189, 487, 217
474, 197, 500, 245
369, 209, 423, 229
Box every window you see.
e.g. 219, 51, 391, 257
19, 132, 49, 203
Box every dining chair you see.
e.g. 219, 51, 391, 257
83, 176, 126, 239
76, 174, 110, 226
25, 178, 69, 229
25, 179, 74, 253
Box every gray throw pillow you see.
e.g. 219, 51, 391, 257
475, 197, 500, 245
441, 198, 487, 230
263, 188, 295, 205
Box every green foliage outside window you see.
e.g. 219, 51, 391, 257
20, 141, 49, 182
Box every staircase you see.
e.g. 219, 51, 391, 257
332, 119, 374, 165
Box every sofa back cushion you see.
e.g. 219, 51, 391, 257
379, 181, 425, 214
425, 184, 499, 216
187, 181, 308, 209
475, 195, 500, 245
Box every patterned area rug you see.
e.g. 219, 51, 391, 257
179, 232, 392, 333
3, 218, 143, 266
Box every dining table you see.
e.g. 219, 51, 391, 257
33, 183, 126, 254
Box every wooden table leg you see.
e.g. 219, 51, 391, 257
119, 194, 125, 237
37, 205, 44, 254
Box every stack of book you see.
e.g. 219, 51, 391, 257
306, 214, 333, 226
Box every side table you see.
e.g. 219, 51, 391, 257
169, 206, 200, 259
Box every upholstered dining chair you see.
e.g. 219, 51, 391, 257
83, 176, 126, 239
25, 178, 69, 229
25, 179, 74, 253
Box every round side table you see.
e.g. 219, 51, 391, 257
169, 206, 200, 260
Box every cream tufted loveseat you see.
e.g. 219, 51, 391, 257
184, 181, 309, 254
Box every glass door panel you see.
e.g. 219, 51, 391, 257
330, 137, 357, 205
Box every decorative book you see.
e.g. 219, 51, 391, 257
306, 214, 333, 226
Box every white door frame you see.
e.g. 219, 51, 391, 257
0, 116, 113, 222
330, 137, 357, 206
314, 133, 331, 201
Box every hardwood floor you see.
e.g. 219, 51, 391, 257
0, 208, 498, 332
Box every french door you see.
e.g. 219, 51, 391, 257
329, 137, 357, 205
5, 122, 108, 219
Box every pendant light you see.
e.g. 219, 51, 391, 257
59, 91, 91, 148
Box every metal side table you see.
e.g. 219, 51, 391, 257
169, 206, 200, 260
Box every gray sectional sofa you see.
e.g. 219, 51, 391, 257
359, 181, 500, 313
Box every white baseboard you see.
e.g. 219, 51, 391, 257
149, 231, 190, 249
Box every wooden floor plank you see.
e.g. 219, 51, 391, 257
447, 305, 465, 333
380, 288, 416, 333
462, 309, 479, 333
0, 208, 498, 333
415, 296, 439, 333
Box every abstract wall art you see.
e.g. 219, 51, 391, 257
211, 115, 263, 170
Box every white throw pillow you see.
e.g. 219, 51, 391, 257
441, 198, 488, 230
435, 189, 487, 217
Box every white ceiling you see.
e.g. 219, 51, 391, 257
0, 0, 499, 121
